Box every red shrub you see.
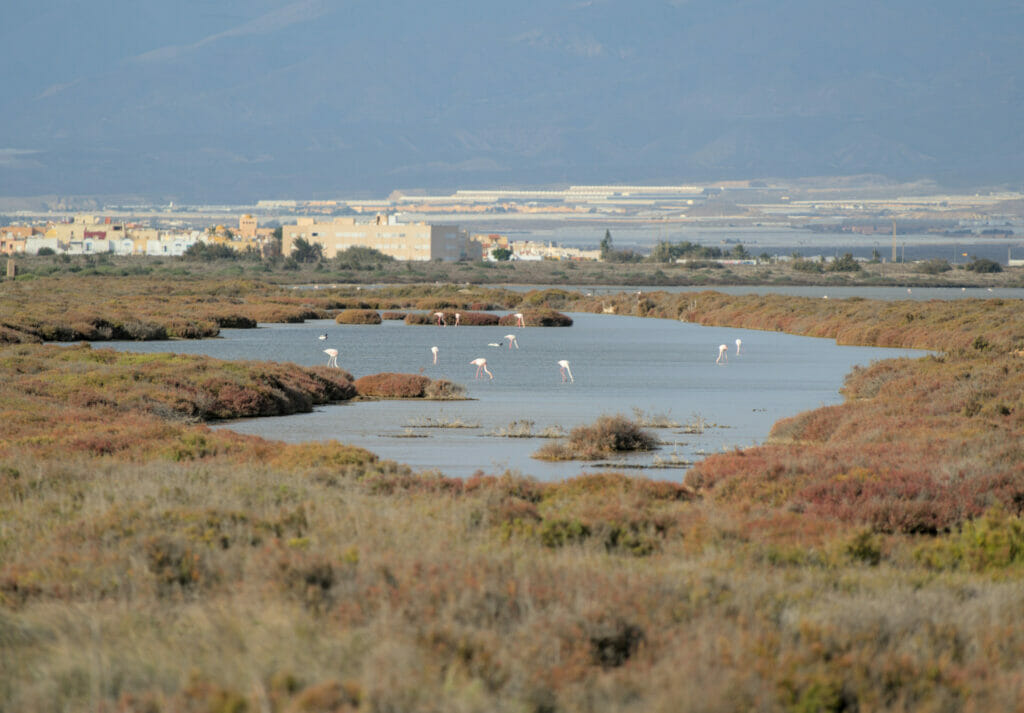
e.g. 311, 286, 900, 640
456, 311, 500, 326
335, 309, 382, 325
498, 309, 573, 327
354, 373, 430, 398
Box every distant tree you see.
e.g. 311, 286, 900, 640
491, 247, 513, 261
827, 253, 862, 272
604, 249, 643, 263
334, 246, 395, 270
792, 258, 824, 273
870, 248, 882, 263
600, 230, 614, 260
291, 237, 324, 263
758, 252, 772, 262
914, 258, 952, 274
965, 257, 1002, 273
183, 242, 238, 260
265, 226, 283, 259
36, 247, 56, 256
648, 241, 675, 263
730, 243, 751, 259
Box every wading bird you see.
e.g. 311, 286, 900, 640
324, 348, 339, 368
558, 359, 574, 383
735, 338, 742, 356
471, 358, 493, 380
434, 312, 446, 326
716, 344, 728, 365
431, 346, 438, 364
318, 333, 327, 341
454, 313, 461, 326
504, 334, 519, 349
514, 312, 525, 327
487, 342, 502, 348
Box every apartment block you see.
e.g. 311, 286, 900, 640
281, 215, 478, 261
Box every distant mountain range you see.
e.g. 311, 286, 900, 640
2, 0, 1022, 202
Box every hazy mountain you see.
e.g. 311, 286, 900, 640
2, 0, 1021, 202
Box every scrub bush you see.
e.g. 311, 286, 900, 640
498, 309, 573, 327
354, 373, 431, 398
335, 309, 382, 325
455, 311, 499, 326
534, 415, 656, 460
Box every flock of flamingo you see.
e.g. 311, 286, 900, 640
319, 311, 577, 384
320, 311, 743, 384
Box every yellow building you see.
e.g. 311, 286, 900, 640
281, 215, 478, 262
238, 214, 258, 238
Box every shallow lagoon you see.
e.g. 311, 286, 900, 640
95, 312, 925, 481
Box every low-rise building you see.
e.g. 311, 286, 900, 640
510, 240, 600, 261
1, 236, 26, 255
281, 214, 477, 261
25, 237, 61, 254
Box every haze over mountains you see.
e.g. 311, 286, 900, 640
2, 0, 1022, 203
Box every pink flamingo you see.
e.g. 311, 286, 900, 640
558, 359, 574, 383
514, 312, 525, 327
470, 358, 493, 380
504, 333, 519, 349
454, 312, 461, 326
324, 348, 339, 368
735, 338, 742, 356
431, 346, 438, 364
433, 312, 446, 326
716, 344, 728, 365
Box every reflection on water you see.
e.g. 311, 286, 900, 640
95, 312, 926, 481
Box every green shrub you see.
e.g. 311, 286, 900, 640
965, 258, 1002, 273
539, 518, 591, 547
791, 259, 824, 273
827, 253, 862, 272
914, 507, 1024, 571
914, 258, 952, 274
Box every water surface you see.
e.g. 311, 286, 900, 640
95, 313, 925, 481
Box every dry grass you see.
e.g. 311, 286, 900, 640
2, 276, 1024, 711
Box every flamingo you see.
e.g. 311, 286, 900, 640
735, 338, 742, 356
716, 344, 728, 365
434, 312, 446, 326
514, 312, 525, 327
558, 359, 574, 383
487, 342, 502, 348
318, 333, 327, 341
431, 346, 438, 364
454, 312, 461, 326
324, 348, 339, 368
471, 358, 493, 380
504, 334, 519, 349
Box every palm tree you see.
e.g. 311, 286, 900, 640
291, 237, 324, 263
